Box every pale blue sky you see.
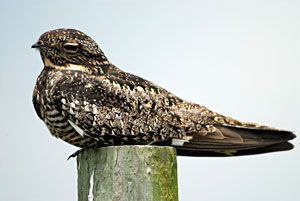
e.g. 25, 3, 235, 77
0, 0, 299, 201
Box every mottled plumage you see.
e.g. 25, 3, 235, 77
32, 28, 295, 156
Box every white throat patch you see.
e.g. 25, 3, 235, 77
43, 57, 88, 71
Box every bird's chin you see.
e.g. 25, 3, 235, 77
41, 55, 47, 65
40, 53, 54, 66
42, 56, 55, 67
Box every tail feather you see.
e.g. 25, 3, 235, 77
175, 125, 296, 157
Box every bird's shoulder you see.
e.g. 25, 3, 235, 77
42, 65, 181, 113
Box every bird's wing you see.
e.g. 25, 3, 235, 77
50, 69, 296, 155
174, 104, 296, 156
50, 69, 180, 145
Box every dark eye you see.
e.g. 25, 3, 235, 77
63, 43, 79, 53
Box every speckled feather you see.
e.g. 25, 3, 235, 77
32, 28, 296, 156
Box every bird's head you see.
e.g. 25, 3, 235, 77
32, 28, 109, 70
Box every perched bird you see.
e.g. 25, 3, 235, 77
32, 28, 295, 156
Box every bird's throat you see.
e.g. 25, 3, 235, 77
43, 57, 89, 72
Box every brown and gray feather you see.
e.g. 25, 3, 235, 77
32, 28, 296, 156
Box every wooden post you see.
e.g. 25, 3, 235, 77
77, 145, 178, 201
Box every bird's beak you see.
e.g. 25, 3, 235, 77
31, 42, 41, 49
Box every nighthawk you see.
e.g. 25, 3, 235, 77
32, 28, 295, 156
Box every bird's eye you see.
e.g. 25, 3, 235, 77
63, 43, 79, 53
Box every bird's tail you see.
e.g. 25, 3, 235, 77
174, 125, 296, 156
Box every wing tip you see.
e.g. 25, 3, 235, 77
176, 141, 295, 157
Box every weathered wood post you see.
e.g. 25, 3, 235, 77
77, 145, 178, 201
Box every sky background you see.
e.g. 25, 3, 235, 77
0, 0, 299, 201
